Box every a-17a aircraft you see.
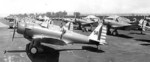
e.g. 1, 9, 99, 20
63, 15, 100, 32
4, 19, 108, 55
103, 15, 137, 35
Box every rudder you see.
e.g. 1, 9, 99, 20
63, 22, 74, 31
88, 23, 107, 45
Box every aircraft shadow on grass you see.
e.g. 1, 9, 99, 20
135, 39, 150, 46
135, 39, 150, 43
140, 43, 150, 46
110, 34, 133, 39
82, 46, 105, 53
129, 32, 146, 35
27, 45, 104, 62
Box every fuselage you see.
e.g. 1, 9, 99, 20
104, 17, 132, 28
17, 22, 90, 44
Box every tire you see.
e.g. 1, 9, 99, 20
30, 46, 38, 55
26, 43, 38, 55
27, 39, 43, 55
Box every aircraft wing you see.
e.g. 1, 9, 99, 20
111, 22, 132, 28
32, 35, 68, 46
81, 22, 97, 26
145, 26, 150, 30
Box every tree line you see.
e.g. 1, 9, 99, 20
8, 11, 81, 18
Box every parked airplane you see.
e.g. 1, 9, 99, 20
103, 15, 137, 35
5, 19, 107, 55
63, 15, 100, 32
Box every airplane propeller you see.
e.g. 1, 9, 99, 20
12, 27, 16, 41
23, 22, 27, 37
12, 19, 18, 41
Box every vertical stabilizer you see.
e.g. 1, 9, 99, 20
88, 23, 107, 45
63, 22, 74, 31
139, 19, 147, 31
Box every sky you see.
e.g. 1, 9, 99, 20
0, 0, 150, 17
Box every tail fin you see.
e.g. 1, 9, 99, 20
41, 20, 48, 27
63, 22, 74, 31
139, 19, 144, 26
139, 19, 148, 31
88, 23, 107, 45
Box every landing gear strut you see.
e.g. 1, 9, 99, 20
26, 39, 43, 55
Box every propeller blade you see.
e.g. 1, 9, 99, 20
4, 50, 26, 54
12, 28, 16, 41
12, 19, 19, 41
23, 22, 27, 36
12, 20, 18, 41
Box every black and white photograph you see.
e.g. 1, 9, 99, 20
0, 0, 150, 62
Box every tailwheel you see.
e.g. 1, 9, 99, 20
96, 44, 101, 50
112, 30, 118, 36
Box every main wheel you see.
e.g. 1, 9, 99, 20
26, 43, 43, 55
30, 46, 38, 54
26, 39, 43, 55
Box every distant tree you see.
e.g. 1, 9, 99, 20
39, 13, 46, 17
23, 13, 28, 17
51, 12, 55, 16
55, 11, 62, 17
53, 11, 68, 17
62, 11, 67, 16
74, 12, 80, 18
46, 12, 52, 18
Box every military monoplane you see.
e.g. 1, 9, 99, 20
103, 15, 137, 35
4, 18, 108, 55
63, 15, 100, 32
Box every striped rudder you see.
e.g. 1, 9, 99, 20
88, 23, 107, 45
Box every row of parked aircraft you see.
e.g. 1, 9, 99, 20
5, 15, 150, 36
4, 15, 150, 55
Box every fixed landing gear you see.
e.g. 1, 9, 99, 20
108, 28, 119, 36
107, 25, 119, 36
112, 30, 119, 36
107, 29, 119, 36
26, 39, 43, 55
96, 45, 101, 50
4, 39, 43, 55
96, 44, 102, 50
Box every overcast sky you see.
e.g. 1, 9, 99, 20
0, 0, 150, 17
